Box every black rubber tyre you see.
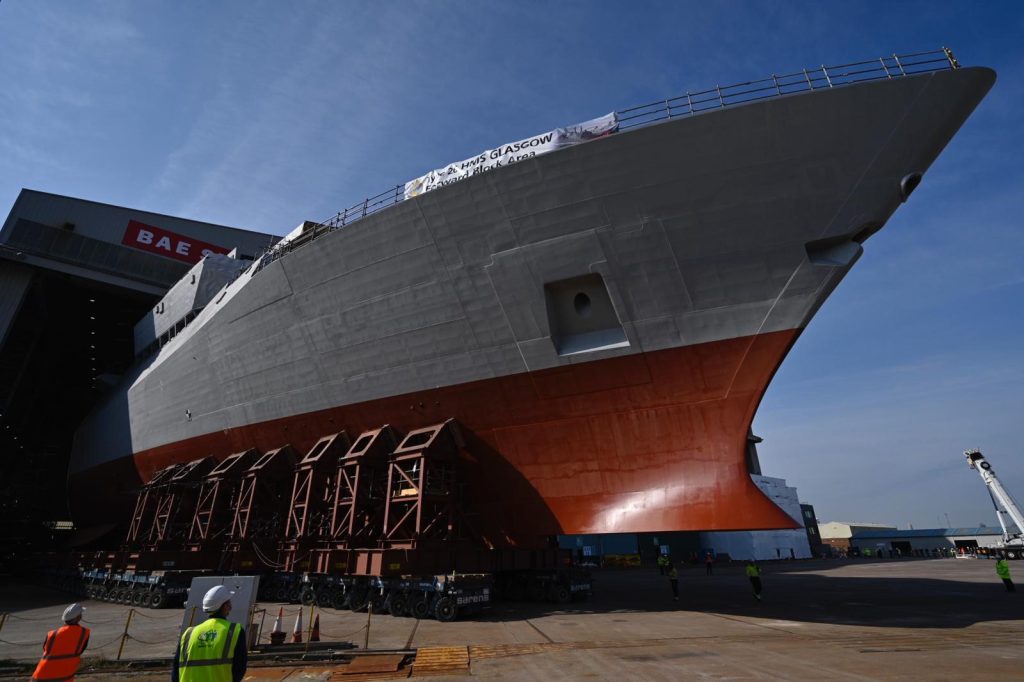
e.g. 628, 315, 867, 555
370, 592, 388, 615
300, 588, 316, 606
348, 588, 369, 613
274, 586, 290, 602
132, 591, 146, 606
389, 594, 410, 617
552, 585, 572, 604
433, 597, 458, 622
149, 590, 168, 609
410, 597, 431, 620
329, 588, 348, 610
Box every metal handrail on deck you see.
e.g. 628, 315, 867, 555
252, 48, 959, 274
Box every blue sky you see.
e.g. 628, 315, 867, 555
1, 1, 1022, 529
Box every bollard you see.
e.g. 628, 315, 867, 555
304, 604, 315, 654
364, 601, 372, 650
116, 608, 135, 661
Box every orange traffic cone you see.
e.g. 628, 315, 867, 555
310, 614, 320, 642
292, 608, 303, 643
270, 607, 285, 645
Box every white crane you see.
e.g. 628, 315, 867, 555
964, 449, 1024, 550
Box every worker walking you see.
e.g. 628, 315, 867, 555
656, 553, 669, 575
668, 562, 680, 601
31, 603, 90, 681
996, 554, 1016, 592
746, 560, 763, 601
705, 551, 714, 576
172, 585, 247, 682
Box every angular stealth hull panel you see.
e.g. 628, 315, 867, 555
69, 67, 994, 537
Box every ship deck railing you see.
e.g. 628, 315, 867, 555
250, 48, 959, 275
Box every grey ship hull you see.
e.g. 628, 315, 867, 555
70, 66, 994, 536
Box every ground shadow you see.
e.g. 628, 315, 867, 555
474, 559, 1023, 629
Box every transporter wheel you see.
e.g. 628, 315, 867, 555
274, 586, 289, 602
348, 588, 369, 613
149, 589, 168, 609
370, 592, 388, 615
389, 593, 410, 617
132, 591, 146, 606
551, 585, 572, 604
300, 588, 316, 606
329, 588, 348, 610
433, 597, 458, 623
410, 597, 431, 620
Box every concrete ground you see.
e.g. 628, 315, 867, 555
1, 557, 1022, 680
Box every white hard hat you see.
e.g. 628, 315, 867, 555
62, 603, 85, 622
202, 585, 235, 613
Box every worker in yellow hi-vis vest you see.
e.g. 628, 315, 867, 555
996, 553, 1016, 593
746, 560, 763, 601
172, 586, 247, 682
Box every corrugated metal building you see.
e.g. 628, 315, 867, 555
851, 527, 1004, 555
0, 189, 277, 551
819, 521, 897, 551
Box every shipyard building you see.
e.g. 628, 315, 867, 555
0, 189, 276, 554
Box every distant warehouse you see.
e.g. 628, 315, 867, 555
851, 527, 1004, 556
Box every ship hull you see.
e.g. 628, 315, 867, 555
73, 328, 801, 536
68, 66, 995, 537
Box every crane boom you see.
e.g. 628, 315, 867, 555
964, 449, 1024, 546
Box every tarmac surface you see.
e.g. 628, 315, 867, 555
1, 557, 1022, 680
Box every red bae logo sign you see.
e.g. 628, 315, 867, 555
121, 220, 231, 264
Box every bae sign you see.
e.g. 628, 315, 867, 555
121, 220, 231, 264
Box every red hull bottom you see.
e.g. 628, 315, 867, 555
70, 330, 801, 538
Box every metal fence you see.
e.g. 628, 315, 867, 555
253, 48, 959, 274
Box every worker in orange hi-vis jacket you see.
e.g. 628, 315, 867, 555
32, 603, 90, 681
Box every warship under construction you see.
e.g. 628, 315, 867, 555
69, 49, 994, 543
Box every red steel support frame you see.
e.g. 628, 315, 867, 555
279, 432, 350, 572
124, 463, 182, 546
186, 449, 259, 550
143, 457, 216, 550
313, 426, 400, 574
382, 419, 462, 549
331, 425, 399, 546
223, 445, 297, 572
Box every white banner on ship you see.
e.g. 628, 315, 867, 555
404, 112, 618, 199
